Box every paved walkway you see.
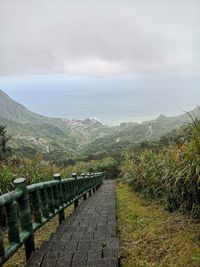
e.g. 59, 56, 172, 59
26, 180, 119, 267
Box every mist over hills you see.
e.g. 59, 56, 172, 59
0, 89, 198, 159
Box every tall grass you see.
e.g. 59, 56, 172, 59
0, 156, 118, 194
120, 116, 200, 218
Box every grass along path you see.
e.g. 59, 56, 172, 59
116, 181, 200, 267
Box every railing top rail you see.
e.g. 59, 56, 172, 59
0, 172, 104, 201
0, 189, 23, 207
27, 179, 60, 192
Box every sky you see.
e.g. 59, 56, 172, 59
0, 0, 199, 124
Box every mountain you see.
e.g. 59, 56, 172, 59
0, 89, 111, 157
80, 108, 200, 155
64, 118, 113, 143
0, 89, 77, 155
0, 89, 199, 159
0, 89, 44, 123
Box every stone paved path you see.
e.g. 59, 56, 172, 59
26, 180, 119, 267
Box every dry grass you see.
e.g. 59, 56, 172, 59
4, 205, 74, 267
116, 181, 200, 267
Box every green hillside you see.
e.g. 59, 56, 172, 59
0, 90, 111, 158
80, 109, 200, 155
1, 89, 199, 160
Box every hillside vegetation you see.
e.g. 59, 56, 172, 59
79, 109, 200, 155
1, 89, 200, 162
120, 115, 200, 218
0, 89, 112, 159
0, 89, 199, 219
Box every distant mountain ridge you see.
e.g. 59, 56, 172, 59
0, 89, 111, 156
0, 89, 199, 158
0, 89, 50, 124
79, 107, 200, 154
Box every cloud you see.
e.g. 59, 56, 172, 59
0, 0, 199, 76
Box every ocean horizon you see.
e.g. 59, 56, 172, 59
0, 74, 199, 125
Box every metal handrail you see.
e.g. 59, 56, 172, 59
0, 172, 104, 266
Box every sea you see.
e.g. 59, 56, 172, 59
0, 74, 199, 125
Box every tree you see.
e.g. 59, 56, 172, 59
0, 125, 11, 161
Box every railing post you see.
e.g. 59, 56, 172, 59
62, 182, 68, 203
81, 173, 87, 200
31, 191, 42, 224
87, 173, 92, 196
52, 180, 59, 211
5, 200, 20, 244
93, 187, 95, 193
72, 173, 78, 209
93, 173, 96, 193
46, 186, 55, 215
65, 181, 71, 203
14, 178, 35, 260
53, 173, 65, 224
40, 187, 50, 219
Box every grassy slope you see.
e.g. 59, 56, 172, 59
116, 181, 200, 267
80, 118, 190, 155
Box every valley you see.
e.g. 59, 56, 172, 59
0, 89, 198, 161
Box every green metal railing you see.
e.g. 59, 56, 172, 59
0, 172, 104, 266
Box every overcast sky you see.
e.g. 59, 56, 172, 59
0, 0, 199, 76
0, 0, 200, 123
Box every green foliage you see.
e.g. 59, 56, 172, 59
88, 157, 119, 179
0, 155, 118, 194
0, 157, 59, 193
120, 118, 200, 218
0, 125, 11, 161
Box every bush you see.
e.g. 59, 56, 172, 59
0, 125, 11, 161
